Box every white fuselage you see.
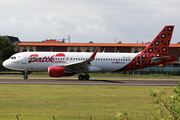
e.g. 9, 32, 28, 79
3, 52, 138, 72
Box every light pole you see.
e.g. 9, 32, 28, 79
0, 48, 7, 71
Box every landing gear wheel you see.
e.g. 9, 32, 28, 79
24, 75, 28, 80
84, 74, 90, 80
78, 75, 84, 80
24, 71, 28, 80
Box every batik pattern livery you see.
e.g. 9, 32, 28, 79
121, 25, 174, 71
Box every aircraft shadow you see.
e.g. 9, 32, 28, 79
90, 80, 123, 83
55, 79, 123, 83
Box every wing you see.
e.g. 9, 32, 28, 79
55, 48, 99, 72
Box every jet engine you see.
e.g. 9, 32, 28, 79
48, 66, 74, 77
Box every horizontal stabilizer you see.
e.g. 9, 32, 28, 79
151, 56, 171, 63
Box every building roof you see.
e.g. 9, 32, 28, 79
6, 36, 20, 43
17, 42, 180, 47
43, 40, 58, 43
170, 44, 180, 47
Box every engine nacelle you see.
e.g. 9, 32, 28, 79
48, 66, 74, 77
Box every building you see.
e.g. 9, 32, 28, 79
5, 36, 20, 52
6, 36, 20, 44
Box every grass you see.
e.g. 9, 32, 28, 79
0, 85, 175, 120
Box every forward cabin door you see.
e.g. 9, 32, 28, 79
21, 53, 27, 64
21, 53, 34, 70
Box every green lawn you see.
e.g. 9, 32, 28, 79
0, 85, 174, 120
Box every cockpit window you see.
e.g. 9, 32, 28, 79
11, 56, 16, 59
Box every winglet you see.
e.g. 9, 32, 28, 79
90, 48, 99, 60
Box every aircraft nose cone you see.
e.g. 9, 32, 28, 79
3, 60, 9, 68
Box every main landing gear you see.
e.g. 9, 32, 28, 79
78, 74, 90, 80
24, 71, 28, 80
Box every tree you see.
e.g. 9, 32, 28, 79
150, 83, 180, 119
0, 36, 16, 71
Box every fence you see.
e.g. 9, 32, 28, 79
15, 114, 95, 120
121, 66, 180, 75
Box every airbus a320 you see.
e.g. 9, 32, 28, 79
3, 25, 176, 80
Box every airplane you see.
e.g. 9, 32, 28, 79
3, 25, 176, 80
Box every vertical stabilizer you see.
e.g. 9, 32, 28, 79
141, 25, 174, 55
118, 25, 175, 72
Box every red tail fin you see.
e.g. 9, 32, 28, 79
119, 25, 175, 72
141, 25, 174, 55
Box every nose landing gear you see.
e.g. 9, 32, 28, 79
24, 75, 28, 80
23, 71, 28, 80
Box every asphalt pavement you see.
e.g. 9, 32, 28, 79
0, 75, 179, 86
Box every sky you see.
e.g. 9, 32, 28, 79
0, 0, 180, 43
